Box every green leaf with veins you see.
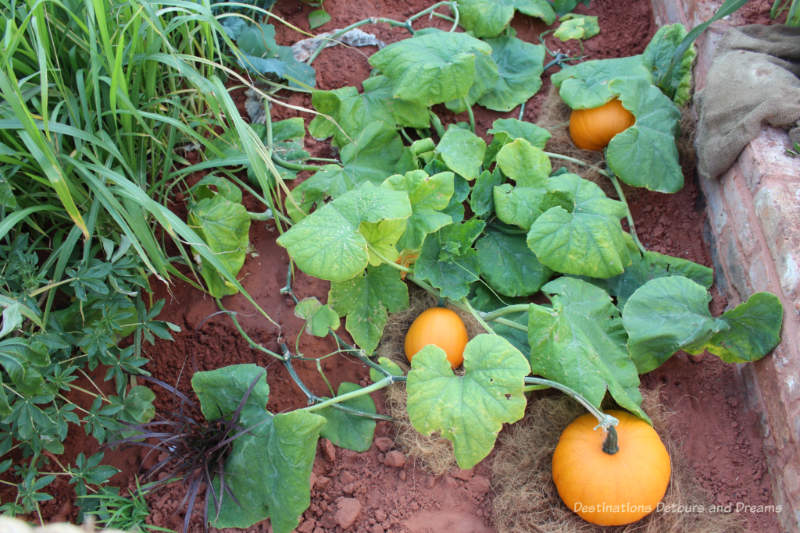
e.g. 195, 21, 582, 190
496, 138, 551, 186
478, 35, 546, 112
528, 277, 649, 421
193, 365, 324, 532
294, 297, 340, 337
606, 79, 683, 193
469, 169, 504, 217
485, 118, 551, 165
623, 277, 783, 373
554, 14, 600, 41
291, 123, 411, 217
414, 220, 485, 301
277, 182, 411, 282
328, 264, 409, 354
587, 247, 713, 309
493, 184, 547, 230
552, 55, 652, 109
317, 381, 377, 452
643, 23, 696, 106
477, 229, 552, 297
383, 170, 454, 252
188, 195, 251, 298
362, 75, 431, 128
368, 29, 493, 107
359, 218, 407, 265
456, 0, 556, 37
406, 334, 531, 468
526, 173, 631, 278
436, 126, 486, 181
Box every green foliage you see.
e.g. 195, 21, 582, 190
554, 14, 600, 41
316, 381, 377, 452
643, 24, 697, 105
456, 0, 556, 37
406, 334, 530, 468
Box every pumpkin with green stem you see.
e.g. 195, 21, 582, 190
552, 409, 671, 526
568, 99, 635, 151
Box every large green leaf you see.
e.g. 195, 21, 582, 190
623, 277, 783, 373
188, 194, 251, 298
526, 173, 631, 277
485, 118, 551, 165
527, 277, 648, 421
328, 264, 409, 353
606, 79, 683, 193
406, 334, 531, 468
477, 229, 551, 297
478, 35, 546, 112
414, 219, 485, 300
383, 170, 454, 252
495, 138, 550, 186
642, 23, 696, 106
588, 248, 713, 308
552, 55, 652, 109
193, 366, 325, 533
209, 410, 325, 532
623, 276, 723, 372
469, 169, 504, 217
317, 381, 377, 452
702, 293, 783, 364
277, 182, 412, 282
368, 29, 493, 107
493, 184, 547, 230
436, 126, 486, 181
456, 0, 556, 37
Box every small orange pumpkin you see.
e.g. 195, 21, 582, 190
568, 99, 635, 151
404, 307, 468, 369
552, 410, 671, 526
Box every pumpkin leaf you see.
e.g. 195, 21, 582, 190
553, 14, 600, 42
623, 277, 783, 372
188, 194, 251, 298
643, 23, 697, 106
294, 297, 340, 337
493, 184, 548, 230
606, 79, 683, 193
368, 29, 493, 107
436, 126, 486, 181
478, 35, 546, 112
586, 248, 713, 308
277, 182, 412, 282
476, 229, 552, 297
406, 334, 531, 468
495, 138, 551, 187
414, 220, 485, 301
526, 173, 632, 278
486, 118, 551, 165
456, 0, 556, 37
527, 277, 649, 422
469, 169, 504, 217
552, 55, 652, 110
328, 264, 409, 354
317, 381, 377, 452
383, 170, 455, 252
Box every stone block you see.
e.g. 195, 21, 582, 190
739, 128, 800, 193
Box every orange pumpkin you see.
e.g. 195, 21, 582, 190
404, 307, 468, 369
552, 410, 671, 526
568, 99, 635, 151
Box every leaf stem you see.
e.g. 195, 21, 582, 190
463, 97, 476, 133
302, 376, 396, 412
543, 151, 611, 178
492, 316, 528, 332
481, 303, 530, 321
607, 172, 647, 254
524, 376, 618, 430
214, 301, 285, 360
